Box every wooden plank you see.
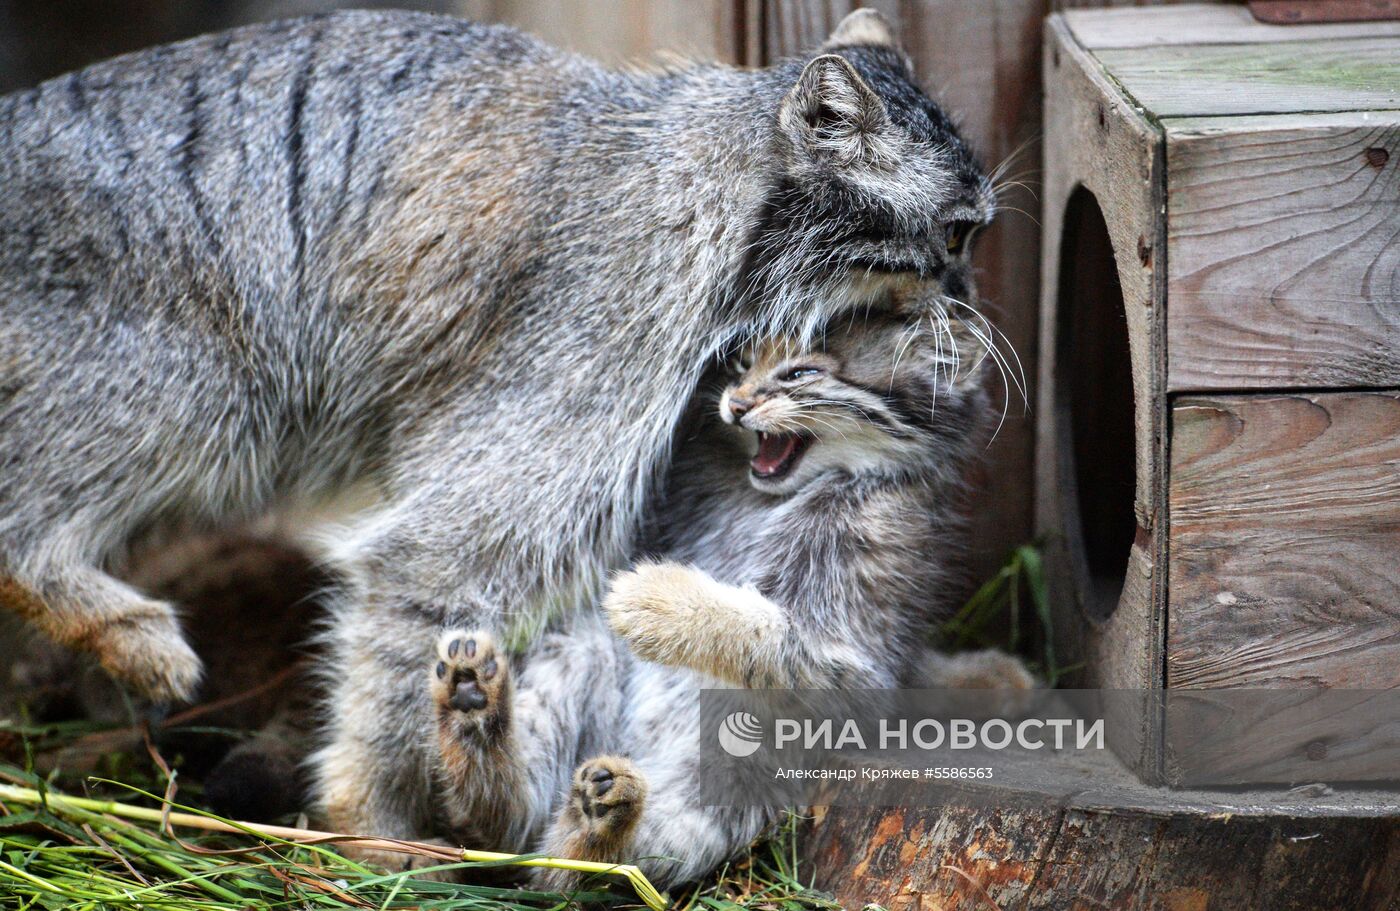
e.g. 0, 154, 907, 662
1162, 688, 1400, 785
762, 0, 845, 53
1064, 2, 1400, 49
1096, 38, 1400, 117
462, 0, 745, 64
1037, 15, 1166, 745
1164, 111, 1400, 391
1025, 811, 1399, 911
1041, 16, 1166, 549
760, 0, 905, 58
1249, 0, 1400, 25
1167, 392, 1400, 691
738, 0, 764, 68
892, 0, 1047, 594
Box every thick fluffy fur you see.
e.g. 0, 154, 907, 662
0, 9, 991, 856
613, 307, 993, 691
424, 307, 1032, 889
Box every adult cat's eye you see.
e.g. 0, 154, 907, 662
780, 366, 823, 382
944, 219, 980, 256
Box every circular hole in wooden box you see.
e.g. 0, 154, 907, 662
1054, 186, 1135, 623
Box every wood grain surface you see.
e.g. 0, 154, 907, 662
1165, 111, 1400, 390
772, 2, 1400, 904
1097, 38, 1400, 117
1035, 16, 1167, 766
802, 798, 1400, 910
1168, 392, 1400, 690
1064, 2, 1400, 49
459, 0, 745, 63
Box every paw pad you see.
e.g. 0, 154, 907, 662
432, 631, 507, 720
570, 756, 646, 834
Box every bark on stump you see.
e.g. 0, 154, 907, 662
801, 801, 1400, 911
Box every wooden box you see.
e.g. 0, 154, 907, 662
1037, 4, 1400, 783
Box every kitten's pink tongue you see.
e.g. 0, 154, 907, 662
752, 432, 799, 477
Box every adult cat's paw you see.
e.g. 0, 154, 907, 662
99, 612, 203, 704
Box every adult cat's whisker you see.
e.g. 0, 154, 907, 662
928, 306, 964, 385
988, 203, 1041, 226
943, 305, 1013, 442
988, 134, 1038, 187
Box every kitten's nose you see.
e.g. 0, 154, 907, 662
726, 395, 755, 422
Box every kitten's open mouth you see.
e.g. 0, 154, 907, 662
751, 432, 811, 480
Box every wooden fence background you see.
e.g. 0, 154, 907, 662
0, 0, 1213, 586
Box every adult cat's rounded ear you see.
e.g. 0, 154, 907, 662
778, 54, 893, 167
822, 8, 899, 51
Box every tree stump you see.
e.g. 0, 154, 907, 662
801, 797, 1400, 910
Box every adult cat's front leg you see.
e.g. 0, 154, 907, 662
310, 592, 444, 875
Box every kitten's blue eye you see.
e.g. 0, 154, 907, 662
780, 366, 823, 382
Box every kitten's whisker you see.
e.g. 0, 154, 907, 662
889, 321, 922, 391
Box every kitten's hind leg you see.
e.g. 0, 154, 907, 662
532, 753, 771, 893
2, 564, 201, 704
913, 647, 1037, 691
533, 756, 648, 891
429, 629, 526, 851
913, 647, 1039, 717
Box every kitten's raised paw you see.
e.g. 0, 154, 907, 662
604, 562, 746, 664
430, 630, 510, 736
533, 756, 648, 891
532, 756, 649, 891
568, 755, 647, 844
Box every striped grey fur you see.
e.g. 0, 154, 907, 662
425, 306, 1031, 889
0, 8, 993, 875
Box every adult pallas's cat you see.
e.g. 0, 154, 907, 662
0, 8, 992, 859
